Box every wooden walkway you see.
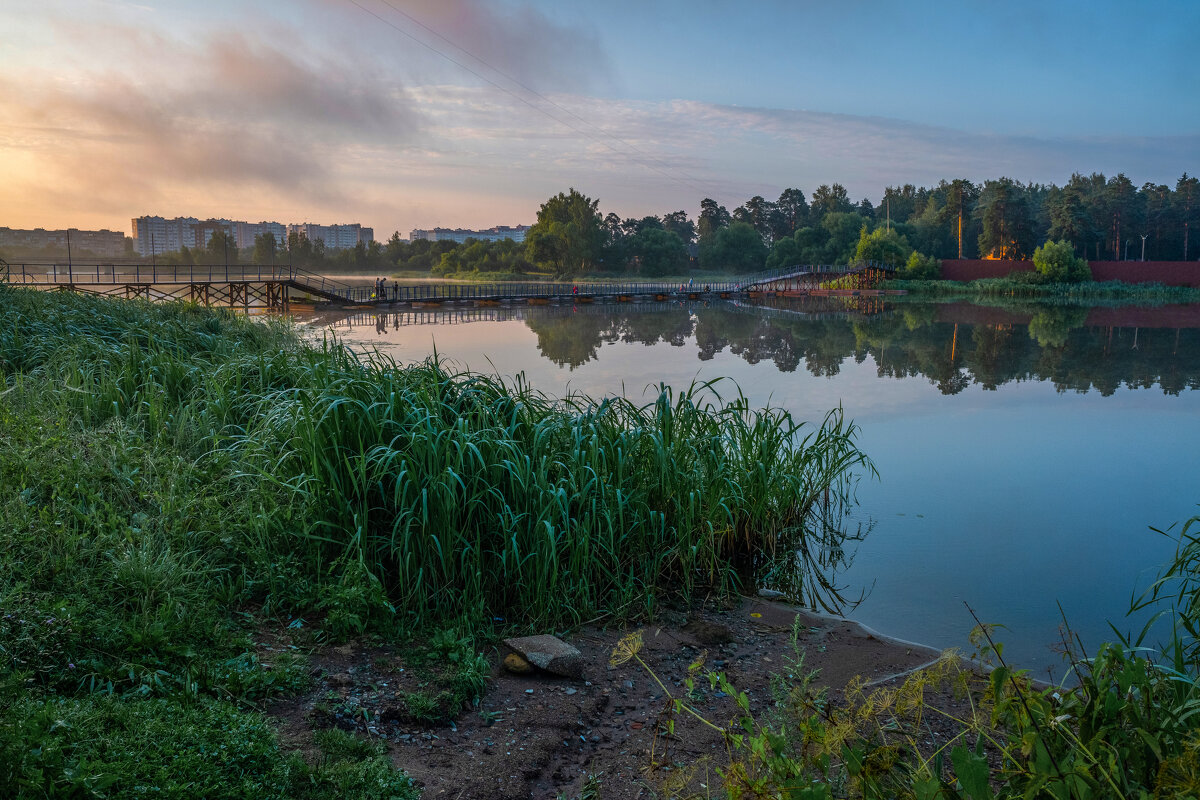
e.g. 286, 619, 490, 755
0, 261, 896, 309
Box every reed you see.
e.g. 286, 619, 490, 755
0, 285, 872, 636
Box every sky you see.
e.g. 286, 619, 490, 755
1, 0, 1197, 238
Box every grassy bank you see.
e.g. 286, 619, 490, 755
892, 276, 1200, 304
0, 286, 870, 796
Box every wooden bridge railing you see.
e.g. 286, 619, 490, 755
2, 261, 300, 286
0, 260, 900, 306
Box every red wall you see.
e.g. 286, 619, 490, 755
940, 259, 1200, 287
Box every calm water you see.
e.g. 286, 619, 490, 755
299, 296, 1200, 680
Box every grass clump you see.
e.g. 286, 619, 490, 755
0, 694, 417, 799
891, 276, 1200, 304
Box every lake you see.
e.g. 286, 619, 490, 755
298, 295, 1200, 680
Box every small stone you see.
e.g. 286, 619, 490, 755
503, 653, 533, 674
757, 588, 785, 599
622, 680, 634, 690
524, 689, 534, 694
564, 687, 577, 696
503, 634, 584, 679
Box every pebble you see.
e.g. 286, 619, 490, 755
622, 680, 634, 689
524, 689, 534, 694
564, 687, 577, 695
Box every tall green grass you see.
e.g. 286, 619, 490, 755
891, 276, 1200, 304
0, 284, 871, 637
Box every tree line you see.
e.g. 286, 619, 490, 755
484, 173, 1200, 278
121, 171, 1197, 278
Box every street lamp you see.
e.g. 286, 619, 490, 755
1140, 234, 1148, 262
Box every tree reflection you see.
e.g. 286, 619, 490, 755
518, 299, 1200, 395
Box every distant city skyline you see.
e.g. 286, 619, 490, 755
1, 1, 1195, 237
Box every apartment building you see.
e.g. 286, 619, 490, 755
286, 223, 374, 250
409, 225, 530, 244
132, 216, 373, 256
0, 227, 126, 257
131, 216, 201, 256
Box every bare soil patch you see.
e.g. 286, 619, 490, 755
265, 598, 978, 798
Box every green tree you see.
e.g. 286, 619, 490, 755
810, 183, 852, 220
766, 235, 802, 269
880, 184, 920, 226
1103, 173, 1141, 260
820, 212, 865, 264
1177, 173, 1198, 260
938, 179, 978, 258
661, 210, 696, 245
732, 195, 775, 243
854, 225, 911, 266
700, 221, 767, 272
1045, 184, 1091, 253
206, 229, 238, 265
975, 178, 1036, 260
524, 188, 604, 277
697, 198, 732, 247
631, 228, 687, 276
1032, 239, 1091, 283
773, 188, 809, 240
252, 232, 279, 266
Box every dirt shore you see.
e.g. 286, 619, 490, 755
267, 598, 974, 798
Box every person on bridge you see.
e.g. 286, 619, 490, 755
572, 285, 578, 295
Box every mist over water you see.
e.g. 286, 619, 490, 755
300, 296, 1200, 679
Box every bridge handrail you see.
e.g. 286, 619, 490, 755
735, 260, 897, 289
1, 261, 305, 286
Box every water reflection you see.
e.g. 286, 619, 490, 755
297, 296, 1200, 679
312, 297, 1200, 396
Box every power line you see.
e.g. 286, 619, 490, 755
342, 0, 714, 200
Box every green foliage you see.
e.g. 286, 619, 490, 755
0, 284, 872, 632
892, 277, 1200, 304
630, 226, 688, 276
252, 232, 281, 265
1032, 239, 1092, 283
432, 237, 533, 277
903, 251, 941, 280
0, 695, 417, 799
975, 177, 1037, 260
701, 221, 769, 272
854, 225, 912, 266
380, 630, 491, 724
206, 228, 239, 265
1131, 514, 1200, 665
525, 188, 605, 276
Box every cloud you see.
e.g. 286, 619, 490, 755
0, 25, 423, 218
2, 37, 1194, 238
335, 0, 610, 93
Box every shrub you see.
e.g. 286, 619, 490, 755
903, 251, 941, 280
1033, 239, 1091, 283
